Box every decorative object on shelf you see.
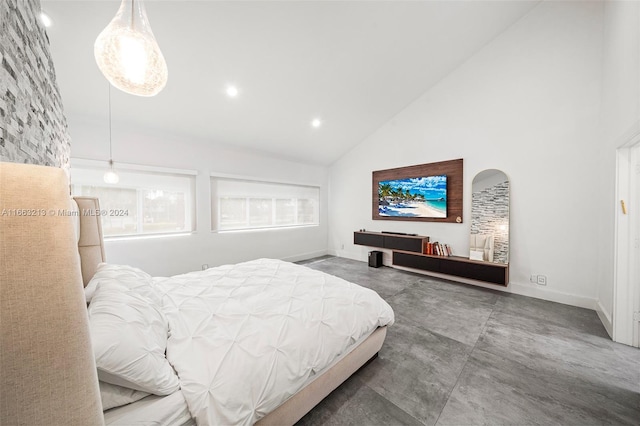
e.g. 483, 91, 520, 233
469, 250, 484, 261
103, 86, 119, 184
372, 159, 463, 223
470, 169, 510, 264
469, 234, 494, 262
95, 0, 168, 97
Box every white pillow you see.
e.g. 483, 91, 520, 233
99, 381, 149, 411
88, 272, 179, 395
85, 263, 158, 304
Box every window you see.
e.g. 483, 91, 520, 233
212, 177, 320, 231
71, 161, 196, 237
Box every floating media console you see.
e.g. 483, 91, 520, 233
354, 231, 429, 253
354, 231, 509, 286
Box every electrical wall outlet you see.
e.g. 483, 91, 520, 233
537, 275, 547, 285
202, 264, 209, 270
341, 243, 345, 250
530, 274, 538, 283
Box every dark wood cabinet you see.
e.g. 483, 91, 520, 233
393, 251, 509, 286
354, 231, 428, 253
354, 231, 509, 286
353, 232, 385, 248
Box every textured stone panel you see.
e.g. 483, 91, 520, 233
471, 181, 509, 263
0, 0, 70, 169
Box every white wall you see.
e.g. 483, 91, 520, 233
596, 0, 640, 332
70, 115, 329, 276
328, 1, 604, 308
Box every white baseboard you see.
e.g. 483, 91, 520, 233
325, 253, 604, 314
596, 300, 613, 338
326, 248, 340, 258
390, 265, 596, 309
332, 252, 599, 312
507, 282, 597, 311
327, 248, 370, 262
282, 249, 328, 263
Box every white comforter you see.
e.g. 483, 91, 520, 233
153, 258, 394, 425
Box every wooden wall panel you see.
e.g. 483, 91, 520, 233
372, 158, 463, 223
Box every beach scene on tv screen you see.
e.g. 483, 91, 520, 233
378, 175, 447, 218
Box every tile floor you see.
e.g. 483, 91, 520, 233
295, 256, 640, 426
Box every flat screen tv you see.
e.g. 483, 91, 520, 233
378, 175, 447, 218
372, 159, 463, 223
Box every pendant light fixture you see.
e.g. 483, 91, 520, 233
104, 86, 120, 184
94, 0, 168, 97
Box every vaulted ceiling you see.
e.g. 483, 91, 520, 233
43, 0, 539, 165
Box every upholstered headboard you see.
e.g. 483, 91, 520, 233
73, 196, 106, 286
0, 162, 104, 426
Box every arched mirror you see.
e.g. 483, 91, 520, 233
470, 169, 509, 264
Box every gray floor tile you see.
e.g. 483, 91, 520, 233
297, 256, 640, 426
295, 374, 365, 425
415, 277, 502, 307
389, 284, 494, 346
609, 341, 640, 390
304, 257, 422, 299
297, 255, 337, 265
494, 293, 610, 338
329, 384, 424, 426
477, 309, 639, 393
355, 321, 472, 425
437, 348, 640, 426
296, 373, 423, 426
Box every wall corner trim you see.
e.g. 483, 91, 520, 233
596, 300, 613, 338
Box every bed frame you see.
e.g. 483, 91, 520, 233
74, 196, 387, 425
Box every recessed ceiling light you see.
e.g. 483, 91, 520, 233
311, 118, 322, 128
226, 86, 239, 98
40, 12, 52, 28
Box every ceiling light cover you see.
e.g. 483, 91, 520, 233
94, 0, 168, 97
226, 86, 239, 98
104, 168, 120, 184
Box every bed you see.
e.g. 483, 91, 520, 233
1, 166, 394, 425
88, 259, 393, 425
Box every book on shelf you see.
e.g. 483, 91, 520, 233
428, 242, 452, 257
425, 242, 432, 255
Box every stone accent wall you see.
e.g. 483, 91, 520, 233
471, 181, 509, 263
0, 0, 70, 168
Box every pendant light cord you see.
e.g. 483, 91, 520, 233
108, 84, 113, 164
131, 0, 135, 30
